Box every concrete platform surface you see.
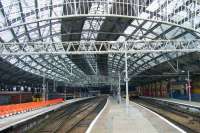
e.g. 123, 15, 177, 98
90, 97, 185, 133
0, 97, 92, 131
141, 96, 200, 108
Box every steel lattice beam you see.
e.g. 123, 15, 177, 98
0, 40, 200, 55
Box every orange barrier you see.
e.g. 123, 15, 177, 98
0, 98, 63, 118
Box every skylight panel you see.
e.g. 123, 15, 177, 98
41, 67, 46, 72
139, 12, 150, 19
23, 66, 30, 71
182, 33, 195, 40
39, 20, 48, 26
165, 27, 182, 39
38, 0, 50, 7
143, 56, 151, 60
145, 33, 156, 39
1, 0, 13, 7
45, 37, 52, 42
193, 16, 200, 26
0, 12, 6, 28
53, 36, 61, 42
52, 23, 61, 32
52, 5, 62, 17
81, 1, 109, 41
9, 44, 20, 52
30, 61, 37, 67
26, 22, 37, 31
13, 27, 24, 36
181, 21, 193, 29
9, 57, 18, 64
41, 26, 49, 37
117, 36, 126, 41
29, 31, 39, 40
36, 65, 42, 69
146, 0, 166, 12
18, 35, 27, 42
171, 11, 187, 22
25, 14, 37, 23
148, 61, 155, 66
0, 30, 14, 42
1, 0, 19, 15
166, 0, 184, 15
153, 26, 163, 34
136, 60, 144, 65
124, 26, 135, 35
16, 61, 25, 68
21, 0, 35, 13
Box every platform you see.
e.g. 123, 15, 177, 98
140, 96, 200, 109
0, 97, 92, 131
88, 97, 185, 133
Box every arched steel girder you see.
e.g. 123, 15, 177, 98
2, 51, 80, 83
5, 18, 167, 77
110, 23, 199, 74
0, 0, 199, 33
1, 15, 199, 37
110, 22, 163, 71
0, 4, 71, 82
15, 0, 79, 82
0, 2, 85, 83
0, 0, 200, 84
7, 17, 163, 43
112, 24, 200, 76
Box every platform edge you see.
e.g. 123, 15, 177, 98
132, 101, 186, 133
85, 97, 109, 133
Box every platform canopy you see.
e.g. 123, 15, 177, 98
0, 0, 200, 86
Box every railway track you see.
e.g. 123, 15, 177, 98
132, 98, 200, 133
27, 97, 107, 133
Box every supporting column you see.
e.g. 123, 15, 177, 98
20, 86, 22, 103
125, 47, 129, 106
53, 79, 56, 92
110, 83, 113, 96
42, 72, 46, 101
188, 71, 191, 101
118, 72, 121, 103
46, 81, 48, 101
64, 86, 67, 100
73, 88, 75, 98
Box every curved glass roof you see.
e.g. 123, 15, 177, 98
0, 0, 200, 86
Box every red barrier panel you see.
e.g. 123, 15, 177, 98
0, 98, 63, 118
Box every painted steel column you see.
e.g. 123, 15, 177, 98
118, 71, 121, 103
20, 86, 22, 103
46, 81, 48, 101
110, 83, 113, 96
125, 43, 129, 106
188, 71, 191, 101
42, 72, 46, 101
53, 79, 56, 92
64, 86, 67, 100
73, 88, 75, 98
